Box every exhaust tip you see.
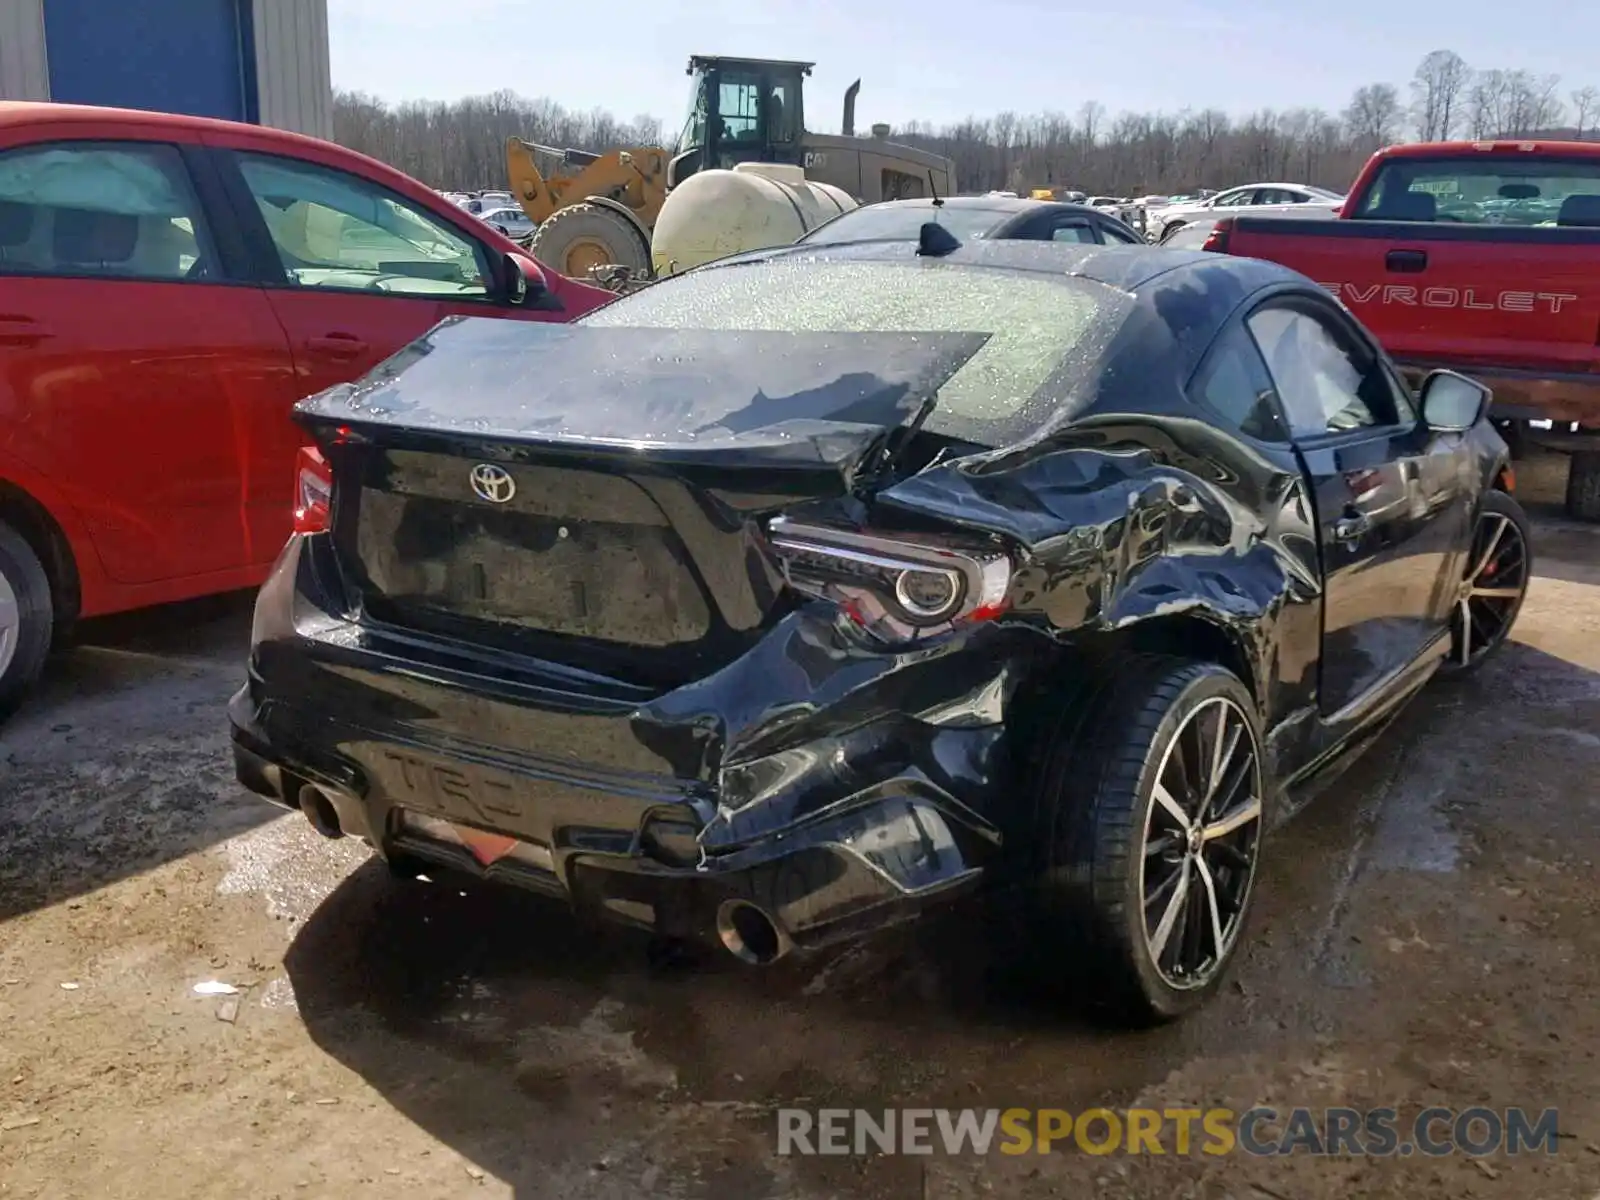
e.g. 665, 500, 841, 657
297, 783, 344, 839
715, 899, 790, 966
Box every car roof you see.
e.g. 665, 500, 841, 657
714, 235, 1300, 296
0, 100, 319, 146
1376, 139, 1600, 161
615, 238, 1317, 446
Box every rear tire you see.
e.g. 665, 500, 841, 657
0, 519, 53, 721
1565, 452, 1600, 523
527, 202, 651, 279
1025, 656, 1265, 1025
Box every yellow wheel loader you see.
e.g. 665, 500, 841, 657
506, 56, 958, 286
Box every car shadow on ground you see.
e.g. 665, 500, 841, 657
281, 861, 1177, 1195
278, 633, 1598, 1196
0, 589, 272, 922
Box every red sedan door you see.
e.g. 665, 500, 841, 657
201, 136, 584, 565
0, 136, 294, 590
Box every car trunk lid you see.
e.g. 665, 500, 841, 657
297, 321, 989, 688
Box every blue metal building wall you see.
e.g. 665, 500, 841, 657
42, 0, 256, 122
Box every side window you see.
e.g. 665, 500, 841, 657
1097, 221, 1140, 244
1189, 325, 1288, 441
1246, 306, 1403, 437
718, 77, 761, 141
234, 152, 489, 298
767, 84, 795, 144
1214, 189, 1258, 208
1257, 188, 1297, 205
882, 170, 925, 200
1379, 358, 1419, 425
0, 141, 211, 281
1049, 221, 1096, 243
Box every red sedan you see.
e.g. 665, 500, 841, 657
0, 102, 614, 715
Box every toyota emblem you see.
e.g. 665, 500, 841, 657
469, 463, 516, 504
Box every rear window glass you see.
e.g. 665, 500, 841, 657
582, 259, 1131, 446
799, 205, 1010, 246
1353, 156, 1600, 226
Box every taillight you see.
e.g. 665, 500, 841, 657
292, 445, 333, 535
1202, 219, 1233, 253
766, 516, 1012, 645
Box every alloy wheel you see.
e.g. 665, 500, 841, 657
0, 567, 18, 679
1453, 509, 1528, 666
1138, 695, 1263, 989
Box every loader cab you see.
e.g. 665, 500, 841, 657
668, 56, 811, 188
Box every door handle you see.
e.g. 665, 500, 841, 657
307, 332, 368, 359
1385, 248, 1427, 273
0, 315, 53, 346
1334, 513, 1371, 543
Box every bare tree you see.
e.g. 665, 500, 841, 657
1466, 70, 1511, 138
1344, 83, 1404, 151
1410, 50, 1469, 140
1501, 71, 1566, 135
1077, 100, 1106, 147
1574, 86, 1600, 138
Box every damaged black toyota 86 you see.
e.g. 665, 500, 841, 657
230, 236, 1530, 1023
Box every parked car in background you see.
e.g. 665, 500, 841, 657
1163, 219, 1222, 248
1148, 183, 1345, 243
796, 195, 1144, 248
460, 190, 515, 216
233, 237, 1525, 1024
1203, 139, 1600, 520
479, 205, 537, 241
0, 101, 613, 716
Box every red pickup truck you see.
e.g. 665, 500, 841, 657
1204, 140, 1600, 520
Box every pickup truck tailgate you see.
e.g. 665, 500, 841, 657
1225, 218, 1600, 377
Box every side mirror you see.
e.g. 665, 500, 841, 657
505, 253, 564, 313
666, 147, 703, 190
1419, 369, 1490, 433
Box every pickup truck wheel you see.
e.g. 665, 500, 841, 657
1565, 452, 1600, 523
0, 518, 53, 721
1439, 489, 1531, 677
1026, 655, 1265, 1025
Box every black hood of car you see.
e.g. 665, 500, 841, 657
295, 319, 992, 476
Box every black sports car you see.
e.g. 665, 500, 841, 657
795, 195, 1144, 247
230, 235, 1529, 1023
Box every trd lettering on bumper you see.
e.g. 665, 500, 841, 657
380, 749, 522, 826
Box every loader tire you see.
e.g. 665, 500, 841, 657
528, 203, 651, 279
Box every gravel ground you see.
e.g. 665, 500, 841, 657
2, 453, 1597, 1199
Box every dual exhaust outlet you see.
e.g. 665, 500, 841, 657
297, 783, 345, 840
296, 783, 791, 965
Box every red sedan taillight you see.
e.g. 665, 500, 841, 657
292, 445, 333, 535
1202, 218, 1233, 253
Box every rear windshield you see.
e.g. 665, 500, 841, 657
581, 259, 1132, 446
1353, 155, 1600, 226
799, 205, 1012, 246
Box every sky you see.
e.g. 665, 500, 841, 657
328, 0, 1599, 130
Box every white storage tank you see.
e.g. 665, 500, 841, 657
652, 162, 857, 276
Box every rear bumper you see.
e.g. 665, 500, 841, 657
230, 535, 1033, 953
